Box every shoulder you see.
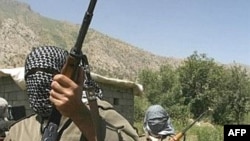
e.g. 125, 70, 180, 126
8, 114, 39, 129
96, 99, 139, 141
5, 114, 43, 141
0, 120, 15, 129
96, 99, 127, 123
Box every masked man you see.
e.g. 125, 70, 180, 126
4, 46, 139, 141
140, 105, 175, 141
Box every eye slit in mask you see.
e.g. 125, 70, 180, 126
25, 68, 60, 80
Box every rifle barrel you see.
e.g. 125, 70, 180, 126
182, 109, 208, 133
74, 0, 97, 53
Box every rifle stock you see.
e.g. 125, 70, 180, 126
169, 132, 184, 141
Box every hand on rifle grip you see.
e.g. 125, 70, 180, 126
168, 133, 183, 141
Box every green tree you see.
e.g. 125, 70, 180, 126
157, 65, 188, 122
225, 64, 250, 124
137, 69, 162, 104
137, 64, 188, 121
213, 64, 250, 124
138, 64, 180, 106
177, 51, 224, 118
134, 96, 150, 134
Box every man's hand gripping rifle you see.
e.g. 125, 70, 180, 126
41, 0, 101, 141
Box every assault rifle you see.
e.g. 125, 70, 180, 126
41, 0, 100, 141
169, 109, 211, 141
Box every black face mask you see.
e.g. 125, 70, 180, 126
147, 118, 168, 135
26, 71, 53, 118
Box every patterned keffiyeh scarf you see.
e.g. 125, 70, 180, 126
24, 46, 68, 118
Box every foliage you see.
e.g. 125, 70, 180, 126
177, 51, 224, 118
138, 69, 162, 103
137, 64, 190, 120
134, 96, 150, 123
133, 90, 151, 135
194, 125, 223, 141
228, 65, 250, 124
168, 120, 223, 141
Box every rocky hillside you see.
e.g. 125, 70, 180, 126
0, 0, 184, 81
0, 0, 249, 81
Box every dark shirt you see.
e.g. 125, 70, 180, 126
0, 119, 15, 137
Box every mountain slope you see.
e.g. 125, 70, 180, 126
0, 0, 183, 81
1, 0, 249, 81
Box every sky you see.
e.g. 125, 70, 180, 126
18, 0, 250, 65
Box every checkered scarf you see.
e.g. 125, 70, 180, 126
24, 46, 68, 118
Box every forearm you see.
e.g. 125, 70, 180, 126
70, 105, 97, 141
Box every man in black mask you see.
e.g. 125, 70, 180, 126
4, 46, 139, 141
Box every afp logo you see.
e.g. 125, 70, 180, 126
224, 125, 250, 141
